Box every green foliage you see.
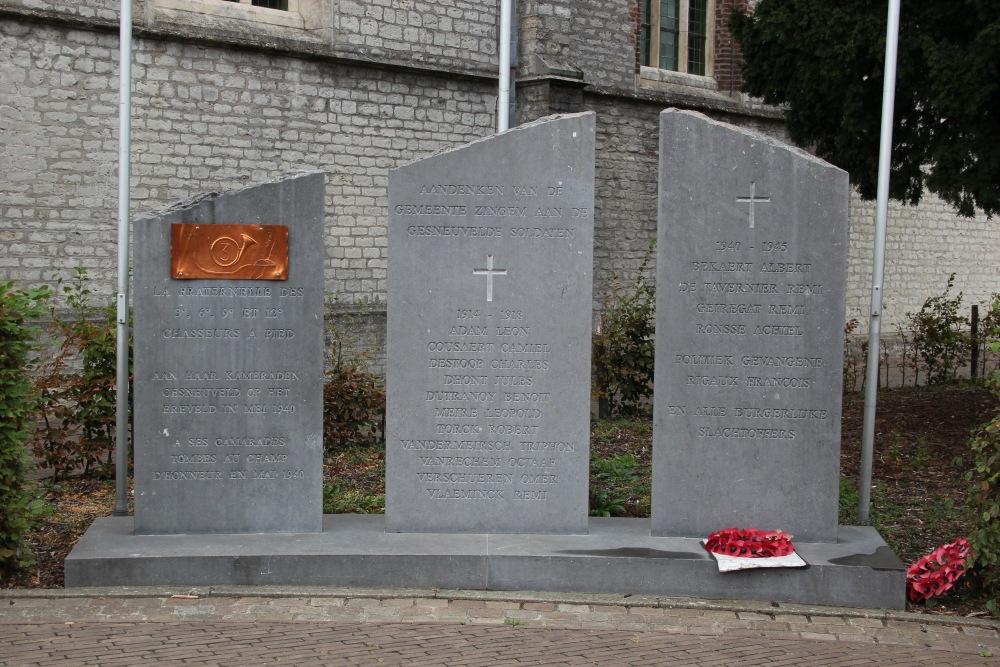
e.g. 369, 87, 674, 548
588, 437, 650, 518
976, 294, 1000, 379
588, 487, 627, 517
731, 0, 1000, 218
906, 274, 971, 385
323, 301, 385, 452
589, 452, 641, 517
323, 365, 385, 451
31, 269, 130, 481
323, 482, 385, 514
966, 402, 1000, 613
591, 452, 639, 485
0, 281, 52, 573
838, 476, 859, 525
592, 243, 656, 417
590, 417, 651, 442
966, 302, 1000, 613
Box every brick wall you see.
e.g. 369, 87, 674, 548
847, 192, 1000, 333
0, 0, 121, 22
2, 0, 998, 346
565, 0, 636, 89
713, 0, 749, 94
324, 0, 498, 71
0, 16, 496, 306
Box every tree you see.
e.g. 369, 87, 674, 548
730, 0, 1000, 218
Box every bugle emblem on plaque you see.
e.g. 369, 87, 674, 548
170, 224, 289, 280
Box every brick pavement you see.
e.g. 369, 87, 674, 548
1, 588, 998, 666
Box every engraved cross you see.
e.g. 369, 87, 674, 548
736, 181, 771, 229
473, 255, 508, 303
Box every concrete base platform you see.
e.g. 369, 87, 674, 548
65, 515, 906, 609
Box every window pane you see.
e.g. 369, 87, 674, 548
687, 0, 707, 75
660, 0, 679, 30
659, 30, 678, 70
659, 0, 679, 70
641, 0, 652, 66
687, 35, 706, 75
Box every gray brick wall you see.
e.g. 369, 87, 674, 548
2, 0, 998, 347
567, 0, 637, 90
334, 0, 497, 69
1, 16, 496, 306
0, 0, 121, 22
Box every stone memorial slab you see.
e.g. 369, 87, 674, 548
386, 112, 595, 534
132, 171, 325, 534
652, 110, 848, 541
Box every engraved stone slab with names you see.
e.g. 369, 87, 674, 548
387, 113, 595, 534
652, 110, 848, 541
133, 172, 325, 534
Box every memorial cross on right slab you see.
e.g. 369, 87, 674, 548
735, 181, 771, 229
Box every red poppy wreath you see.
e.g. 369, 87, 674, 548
906, 538, 972, 603
704, 527, 796, 558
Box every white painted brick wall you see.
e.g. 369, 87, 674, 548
847, 190, 1000, 335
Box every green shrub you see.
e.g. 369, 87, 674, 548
966, 306, 1000, 613
588, 487, 626, 517
907, 274, 971, 386
592, 242, 656, 417
966, 394, 1000, 613
31, 268, 129, 480
323, 301, 385, 452
0, 281, 52, 573
975, 294, 1000, 380
323, 363, 386, 452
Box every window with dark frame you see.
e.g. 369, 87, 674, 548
641, 0, 710, 76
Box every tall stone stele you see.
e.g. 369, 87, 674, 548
652, 110, 848, 541
386, 112, 595, 534
133, 172, 325, 534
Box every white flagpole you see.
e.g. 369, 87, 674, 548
497, 0, 512, 132
858, 0, 901, 524
113, 0, 133, 517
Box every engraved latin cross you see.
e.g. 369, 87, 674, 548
736, 181, 771, 229
473, 254, 508, 303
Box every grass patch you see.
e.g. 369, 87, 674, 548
588, 418, 651, 517
323, 443, 385, 514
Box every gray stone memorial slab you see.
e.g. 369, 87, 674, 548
386, 112, 595, 534
65, 516, 905, 610
133, 171, 325, 534
652, 110, 848, 541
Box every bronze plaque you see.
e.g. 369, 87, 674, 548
170, 224, 289, 280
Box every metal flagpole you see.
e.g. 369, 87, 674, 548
113, 0, 133, 517
858, 0, 901, 524
497, 0, 512, 132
